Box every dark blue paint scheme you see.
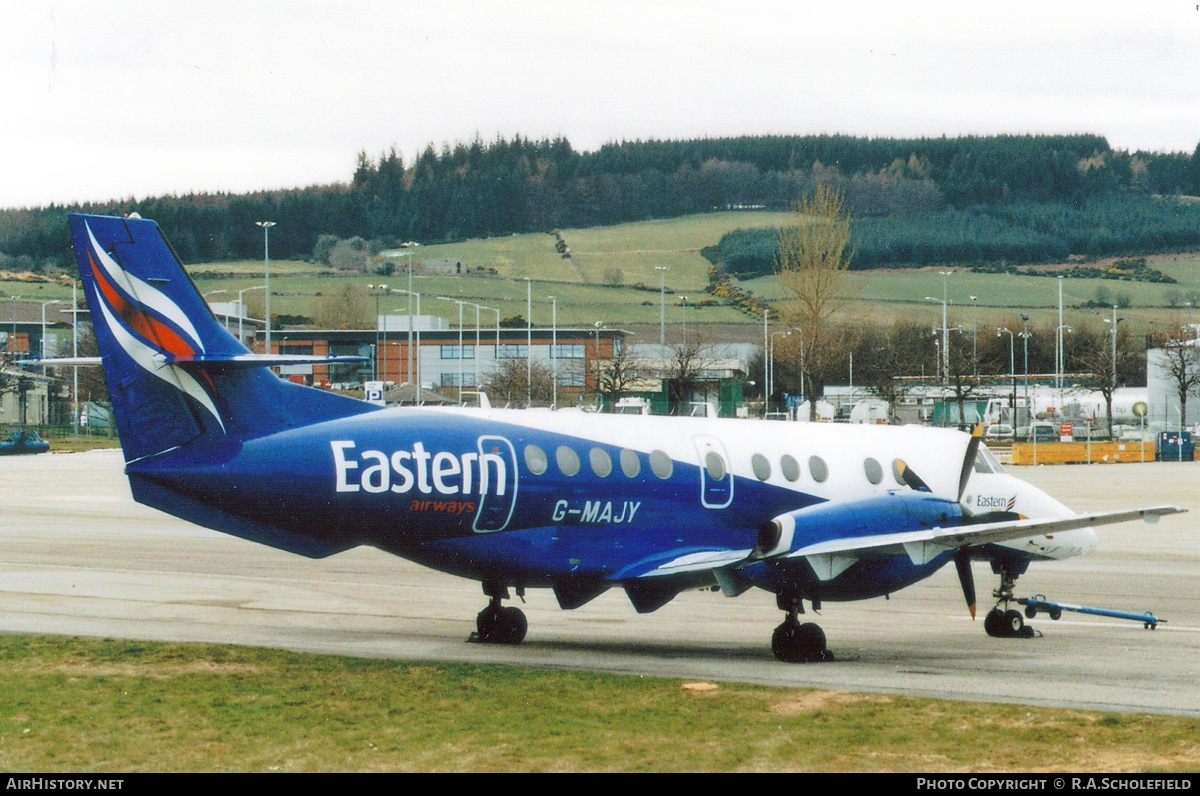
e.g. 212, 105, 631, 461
68, 212, 977, 623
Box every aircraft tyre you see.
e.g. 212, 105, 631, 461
476, 605, 528, 645
984, 608, 1005, 637
1004, 609, 1025, 636
771, 620, 828, 663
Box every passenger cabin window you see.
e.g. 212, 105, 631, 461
524, 444, 548, 475
705, 451, 726, 481
589, 447, 613, 477
780, 454, 801, 482
620, 448, 641, 478
864, 457, 883, 485
650, 450, 673, 479
556, 445, 581, 477
751, 453, 771, 481
809, 456, 829, 483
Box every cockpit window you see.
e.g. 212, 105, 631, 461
975, 444, 1006, 474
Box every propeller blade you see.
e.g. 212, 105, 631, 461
894, 459, 931, 493
954, 549, 977, 620
956, 424, 985, 503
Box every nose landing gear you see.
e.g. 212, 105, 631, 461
983, 562, 1037, 639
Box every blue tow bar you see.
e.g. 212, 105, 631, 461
1016, 594, 1163, 629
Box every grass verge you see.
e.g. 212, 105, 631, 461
1, 635, 1198, 773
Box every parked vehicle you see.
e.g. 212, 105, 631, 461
984, 423, 1014, 441
0, 428, 50, 455
1023, 421, 1057, 442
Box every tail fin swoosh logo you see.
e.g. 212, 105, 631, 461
85, 222, 224, 432
85, 223, 205, 356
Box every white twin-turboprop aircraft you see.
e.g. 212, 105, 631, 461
42, 213, 1185, 662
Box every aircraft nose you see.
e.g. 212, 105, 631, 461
1076, 526, 1099, 555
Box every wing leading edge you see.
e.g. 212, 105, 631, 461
627, 504, 1186, 582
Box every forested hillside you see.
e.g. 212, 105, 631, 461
2, 133, 1199, 271
706, 195, 1200, 276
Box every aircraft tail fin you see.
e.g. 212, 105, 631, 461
68, 213, 377, 462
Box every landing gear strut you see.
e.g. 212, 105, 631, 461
472, 582, 528, 645
771, 593, 833, 662
983, 562, 1036, 639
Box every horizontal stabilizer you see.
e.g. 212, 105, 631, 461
27, 353, 369, 371
22, 357, 104, 367
169, 353, 370, 371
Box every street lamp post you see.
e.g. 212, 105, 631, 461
926, 271, 952, 379
547, 295, 557, 409
939, 271, 951, 375
998, 327, 1015, 421
256, 221, 276, 353
40, 300, 61, 358
394, 289, 422, 393
468, 302, 484, 393
769, 329, 792, 412
1056, 276, 1064, 391
437, 297, 467, 404
40, 300, 60, 426
1056, 323, 1073, 404
67, 282, 81, 437
654, 266, 670, 346
763, 309, 769, 411
525, 278, 532, 407
969, 295, 979, 376
237, 285, 267, 346
399, 243, 419, 387
1019, 313, 1031, 424
368, 284, 389, 382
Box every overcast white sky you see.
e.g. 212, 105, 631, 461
3, 0, 1199, 209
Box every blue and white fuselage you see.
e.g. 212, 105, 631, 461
125, 404, 1095, 603
55, 213, 1182, 660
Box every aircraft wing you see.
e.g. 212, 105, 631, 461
781, 504, 1186, 567
626, 505, 1185, 582
618, 548, 755, 579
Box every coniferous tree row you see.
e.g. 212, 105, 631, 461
2, 133, 1199, 270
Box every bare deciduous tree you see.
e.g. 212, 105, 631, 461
773, 185, 856, 420
482, 358, 555, 408
664, 331, 718, 415
1155, 326, 1200, 428
311, 284, 371, 330
1071, 323, 1141, 438
594, 342, 650, 412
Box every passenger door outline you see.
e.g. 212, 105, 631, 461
473, 434, 518, 533
693, 435, 734, 509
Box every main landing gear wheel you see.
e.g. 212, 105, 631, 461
772, 619, 831, 663
772, 593, 834, 663
476, 605, 527, 645
471, 582, 528, 645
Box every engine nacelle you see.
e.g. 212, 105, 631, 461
752, 491, 964, 560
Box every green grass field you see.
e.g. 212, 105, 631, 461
2, 635, 1198, 773
7, 212, 1200, 335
